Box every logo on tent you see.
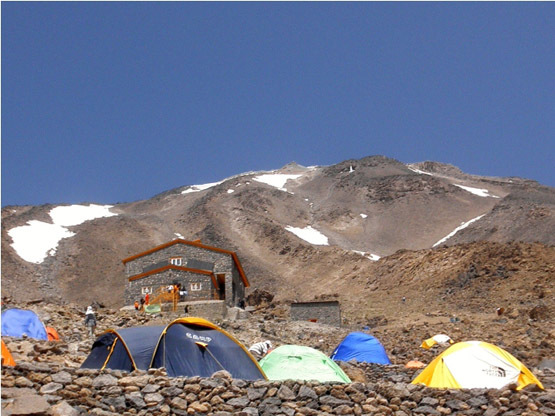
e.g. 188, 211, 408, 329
483, 365, 506, 378
185, 333, 212, 343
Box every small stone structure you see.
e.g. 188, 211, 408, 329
123, 239, 249, 308
181, 300, 227, 322
290, 301, 341, 326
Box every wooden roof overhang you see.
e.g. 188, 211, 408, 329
128, 265, 220, 290
122, 239, 250, 287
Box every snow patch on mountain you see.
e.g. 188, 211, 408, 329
253, 174, 303, 192
49, 205, 117, 226
8, 204, 117, 264
285, 226, 329, 245
454, 184, 499, 198
181, 181, 224, 194
408, 166, 433, 176
352, 250, 380, 261
433, 214, 486, 247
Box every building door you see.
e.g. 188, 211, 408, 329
232, 279, 236, 306
217, 274, 226, 300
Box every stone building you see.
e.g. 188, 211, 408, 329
290, 301, 342, 326
122, 239, 250, 307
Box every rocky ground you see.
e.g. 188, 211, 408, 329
2, 300, 554, 415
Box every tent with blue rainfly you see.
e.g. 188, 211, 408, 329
81, 325, 165, 373
331, 332, 391, 365
259, 345, 351, 383
81, 317, 266, 380
1, 308, 48, 340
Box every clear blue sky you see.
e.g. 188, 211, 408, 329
2, 2, 554, 207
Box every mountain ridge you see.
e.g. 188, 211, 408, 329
2, 155, 553, 325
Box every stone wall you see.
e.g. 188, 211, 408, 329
125, 269, 216, 306
125, 245, 233, 278
290, 301, 342, 327
228, 267, 245, 307
180, 301, 227, 323
2, 364, 552, 416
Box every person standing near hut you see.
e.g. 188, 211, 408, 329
84, 306, 97, 338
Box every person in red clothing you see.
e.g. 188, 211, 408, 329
145, 292, 150, 305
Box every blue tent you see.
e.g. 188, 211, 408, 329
81, 326, 165, 372
1, 309, 48, 340
81, 317, 266, 380
331, 332, 391, 365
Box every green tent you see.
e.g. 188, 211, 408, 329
259, 345, 351, 383
144, 304, 161, 314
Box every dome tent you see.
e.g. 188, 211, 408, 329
1, 340, 16, 366
259, 345, 351, 383
46, 326, 61, 341
81, 317, 265, 380
412, 341, 543, 390
1, 308, 48, 340
421, 334, 453, 349
331, 332, 391, 365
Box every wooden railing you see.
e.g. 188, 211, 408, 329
145, 285, 222, 312
148, 286, 179, 312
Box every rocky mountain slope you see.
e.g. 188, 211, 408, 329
2, 156, 554, 325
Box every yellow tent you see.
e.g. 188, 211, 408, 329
421, 334, 454, 349
412, 341, 543, 390
1, 340, 16, 367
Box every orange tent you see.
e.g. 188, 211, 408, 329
46, 326, 60, 341
1, 340, 16, 366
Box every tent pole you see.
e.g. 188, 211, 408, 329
204, 346, 226, 372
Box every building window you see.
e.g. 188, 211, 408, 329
170, 257, 182, 266
191, 283, 202, 291
142, 287, 153, 295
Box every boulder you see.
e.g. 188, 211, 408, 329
2, 393, 50, 415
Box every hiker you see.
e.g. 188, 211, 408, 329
140, 297, 145, 311
248, 340, 273, 360
134, 300, 139, 311
145, 292, 150, 305
84, 306, 97, 338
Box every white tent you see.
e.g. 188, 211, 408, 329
412, 341, 543, 390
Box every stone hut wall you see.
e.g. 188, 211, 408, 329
290, 301, 342, 327
124, 269, 215, 306
228, 267, 245, 307
180, 300, 227, 322
125, 245, 233, 278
